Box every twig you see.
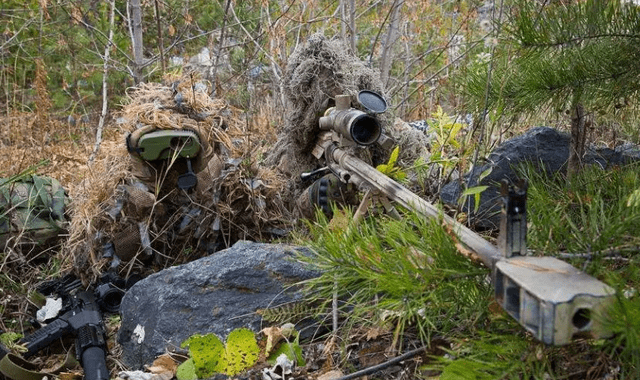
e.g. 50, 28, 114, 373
368, 0, 400, 66
211, 0, 232, 97
89, 0, 116, 164
0, 19, 35, 51
228, 1, 285, 105
332, 277, 338, 334
153, 0, 166, 74
556, 252, 633, 261
333, 346, 427, 380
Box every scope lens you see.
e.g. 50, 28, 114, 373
350, 114, 381, 145
96, 284, 125, 313
357, 90, 388, 113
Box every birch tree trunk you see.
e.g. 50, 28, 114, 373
340, 0, 347, 47
89, 0, 116, 164
129, 0, 144, 84
348, 0, 356, 52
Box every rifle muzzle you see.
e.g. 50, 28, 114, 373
319, 109, 381, 146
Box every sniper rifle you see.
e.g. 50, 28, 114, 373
300, 92, 614, 345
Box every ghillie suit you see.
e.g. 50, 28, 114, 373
265, 34, 393, 211
0, 174, 69, 258
63, 77, 291, 284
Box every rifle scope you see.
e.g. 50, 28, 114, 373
95, 283, 125, 314
319, 94, 382, 146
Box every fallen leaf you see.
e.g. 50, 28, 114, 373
59, 372, 82, 380
146, 354, 178, 375
442, 221, 483, 263
365, 326, 389, 341
260, 326, 284, 356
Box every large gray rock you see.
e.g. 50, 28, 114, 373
117, 241, 319, 369
440, 127, 640, 229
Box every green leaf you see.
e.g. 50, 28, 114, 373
377, 146, 407, 182
267, 342, 305, 367
461, 186, 489, 197
376, 163, 390, 174
176, 358, 198, 380
388, 146, 400, 168
477, 167, 493, 184
460, 186, 489, 214
181, 333, 226, 378
224, 328, 259, 376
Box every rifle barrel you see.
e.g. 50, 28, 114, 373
331, 146, 503, 269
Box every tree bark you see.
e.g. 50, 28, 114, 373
348, 0, 356, 52
380, 0, 404, 88
153, 0, 165, 74
89, 0, 116, 164
568, 103, 587, 178
129, 0, 144, 84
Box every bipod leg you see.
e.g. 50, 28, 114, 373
353, 189, 373, 224
377, 196, 402, 220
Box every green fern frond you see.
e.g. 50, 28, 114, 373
258, 302, 328, 324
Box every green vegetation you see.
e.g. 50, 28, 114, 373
464, 0, 640, 176
178, 328, 260, 378
524, 163, 640, 256
298, 208, 492, 347
292, 159, 640, 377
376, 146, 407, 182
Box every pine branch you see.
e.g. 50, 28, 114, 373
507, 0, 640, 48
464, 0, 640, 116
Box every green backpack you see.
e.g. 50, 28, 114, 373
0, 175, 69, 251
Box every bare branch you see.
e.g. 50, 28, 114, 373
89, 0, 116, 164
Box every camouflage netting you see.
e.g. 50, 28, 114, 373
265, 34, 393, 204
62, 77, 292, 283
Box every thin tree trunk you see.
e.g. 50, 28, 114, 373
90, 0, 116, 164
129, 0, 144, 84
212, 0, 232, 97
380, 0, 404, 87
340, 0, 347, 46
568, 103, 587, 178
348, 0, 356, 52
154, 0, 165, 74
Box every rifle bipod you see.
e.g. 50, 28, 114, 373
353, 188, 401, 223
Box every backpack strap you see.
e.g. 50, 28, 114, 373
0, 351, 77, 380
0, 353, 51, 380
